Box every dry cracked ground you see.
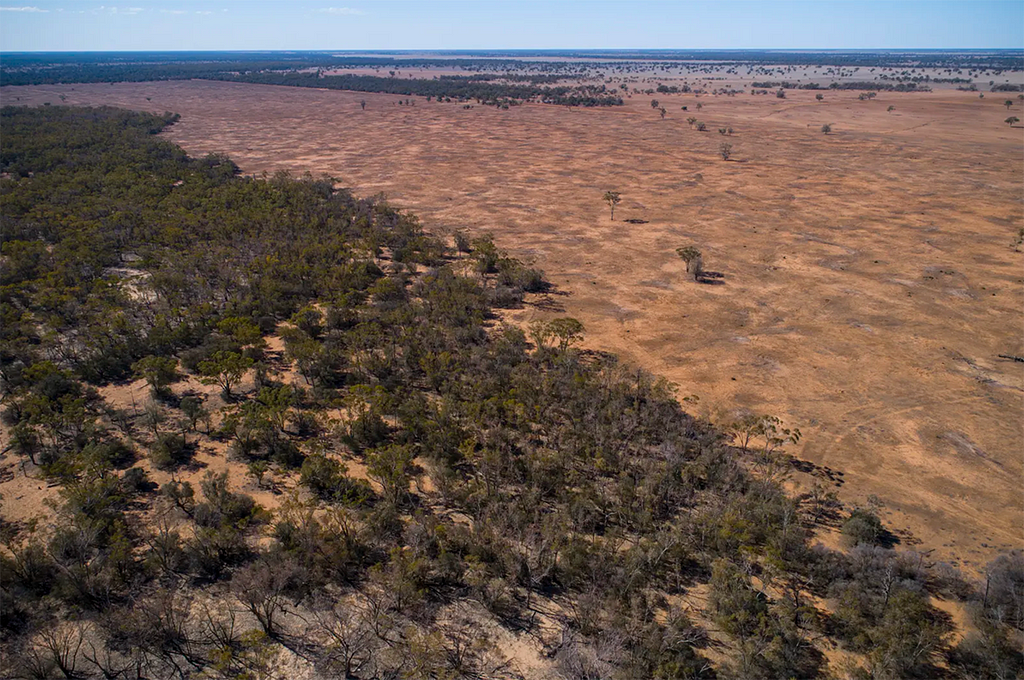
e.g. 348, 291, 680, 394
3, 79, 1022, 571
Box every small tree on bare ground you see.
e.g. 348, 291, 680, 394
821, 123, 832, 134
676, 246, 703, 281
1006, 116, 1019, 127
720, 143, 732, 161
603, 191, 621, 220
816, 93, 824, 101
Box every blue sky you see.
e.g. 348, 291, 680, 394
1, 1, 1022, 52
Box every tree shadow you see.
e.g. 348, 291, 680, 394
789, 456, 845, 487
697, 271, 726, 285
528, 289, 569, 313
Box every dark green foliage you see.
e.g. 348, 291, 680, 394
132, 355, 180, 397
841, 508, 887, 547
343, 407, 391, 453
149, 432, 194, 470
300, 454, 374, 505
826, 547, 953, 677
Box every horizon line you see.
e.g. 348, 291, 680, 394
3, 47, 1023, 54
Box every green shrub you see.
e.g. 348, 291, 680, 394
149, 433, 193, 471
842, 508, 886, 547
300, 454, 374, 505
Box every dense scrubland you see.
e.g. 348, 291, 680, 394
1, 105, 1022, 679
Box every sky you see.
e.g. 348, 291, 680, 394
1, 0, 1022, 52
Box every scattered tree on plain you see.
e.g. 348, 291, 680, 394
676, 246, 704, 281
603, 190, 621, 220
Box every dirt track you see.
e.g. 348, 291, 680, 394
4, 79, 1022, 569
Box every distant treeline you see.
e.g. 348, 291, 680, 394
521, 49, 1024, 69
656, 83, 693, 93
0, 58, 622, 107
0, 60, 321, 86
438, 73, 567, 84
751, 81, 931, 92
210, 71, 623, 107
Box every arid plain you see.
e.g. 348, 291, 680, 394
5, 78, 1022, 570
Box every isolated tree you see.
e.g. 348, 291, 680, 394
180, 396, 209, 433
453, 229, 471, 256
1005, 116, 1019, 126
696, 102, 703, 110
887, 105, 896, 113
719, 142, 732, 161
686, 116, 697, 127
360, 99, 366, 110
776, 88, 786, 99
198, 351, 254, 398
553, 317, 586, 351
676, 246, 704, 281
1005, 99, 1014, 110
659, 107, 667, 119
696, 121, 707, 131
821, 123, 832, 134
816, 93, 824, 101
132, 355, 179, 398
603, 191, 621, 220
650, 99, 660, 108
366, 443, 415, 506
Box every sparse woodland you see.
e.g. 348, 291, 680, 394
1, 106, 1021, 679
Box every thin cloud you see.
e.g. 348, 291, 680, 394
0, 5, 49, 11
195, 10, 212, 14
315, 7, 365, 15
160, 8, 186, 13
93, 5, 144, 14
